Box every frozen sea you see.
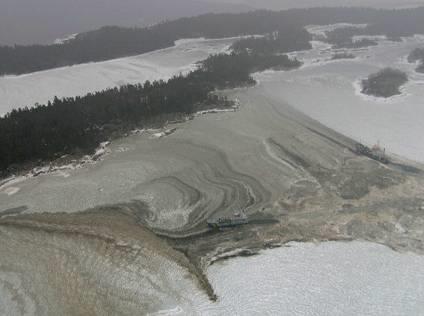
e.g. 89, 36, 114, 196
158, 241, 424, 316
2, 33, 424, 163
2, 29, 424, 315
0, 38, 233, 115
255, 35, 424, 163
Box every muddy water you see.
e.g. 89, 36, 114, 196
0, 211, 211, 315
2, 80, 423, 314
0, 85, 347, 217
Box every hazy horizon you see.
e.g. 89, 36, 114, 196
204, 0, 424, 9
0, 0, 249, 46
1, 0, 424, 45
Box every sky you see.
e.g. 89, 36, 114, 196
204, 0, 424, 9
0, 0, 248, 46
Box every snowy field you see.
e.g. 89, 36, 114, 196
0, 38, 233, 115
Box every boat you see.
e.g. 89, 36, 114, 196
207, 212, 249, 229
355, 142, 389, 164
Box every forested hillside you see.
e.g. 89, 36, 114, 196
0, 51, 300, 174
0, 0, 249, 46
231, 29, 312, 54
2, 7, 424, 75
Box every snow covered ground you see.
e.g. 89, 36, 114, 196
0, 38, 233, 115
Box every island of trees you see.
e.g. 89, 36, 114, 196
3, 6, 424, 172
2, 7, 424, 75
361, 68, 408, 98
231, 29, 312, 54
408, 48, 424, 73
324, 27, 379, 49
0, 49, 300, 176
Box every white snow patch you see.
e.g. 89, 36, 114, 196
0, 140, 112, 192
150, 128, 177, 139
0, 176, 28, 196
195, 108, 237, 116
53, 33, 78, 45
131, 128, 146, 135
91, 141, 111, 161
352, 34, 388, 42
116, 147, 130, 153
3, 187, 20, 196
306, 23, 368, 38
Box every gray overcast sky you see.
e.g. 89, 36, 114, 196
203, 0, 424, 9
0, 0, 248, 45
2, 0, 424, 46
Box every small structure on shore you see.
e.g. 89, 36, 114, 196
207, 212, 249, 229
355, 142, 389, 164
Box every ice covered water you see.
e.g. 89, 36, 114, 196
256, 35, 424, 162
2, 27, 424, 316
3, 32, 424, 162
0, 38, 233, 115
178, 242, 424, 315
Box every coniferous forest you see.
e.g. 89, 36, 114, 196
231, 30, 312, 54
3, 6, 424, 175
2, 7, 424, 75
0, 51, 300, 175
408, 48, 424, 73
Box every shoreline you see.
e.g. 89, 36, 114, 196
3, 20, 424, 313
352, 78, 410, 103
0, 101, 240, 196
0, 37, 236, 80
2, 86, 424, 311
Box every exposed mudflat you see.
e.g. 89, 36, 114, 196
0, 208, 212, 315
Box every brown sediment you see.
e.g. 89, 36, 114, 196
2, 87, 424, 313
1, 140, 424, 310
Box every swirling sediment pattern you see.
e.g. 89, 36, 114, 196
1, 85, 424, 315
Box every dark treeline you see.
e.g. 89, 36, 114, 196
324, 27, 379, 48
0, 27, 175, 75
361, 68, 408, 98
0, 51, 300, 174
2, 7, 424, 75
323, 26, 365, 46
231, 29, 312, 54
408, 48, 424, 73
320, 7, 424, 48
